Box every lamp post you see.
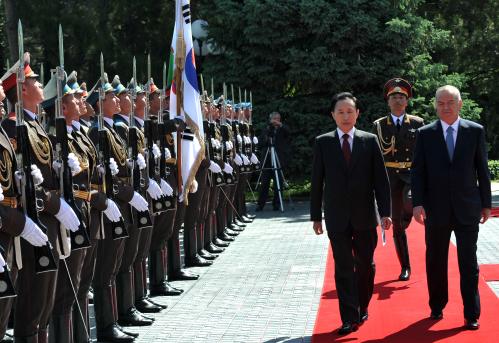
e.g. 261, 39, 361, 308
192, 19, 209, 75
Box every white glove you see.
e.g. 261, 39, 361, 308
225, 142, 231, 151
223, 163, 233, 174
244, 136, 251, 144
252, 136, 258, 145
152, 144, 161, 159
67, 153, 81, 176
147, 179, 163, 200
160, 179, 174, 196
55, 198, 80, 232
209, 161, 222, 173
31, 164, 44, 186
137, 153, 147, 170
242, 154, 250, 165
164, 148, 172, 160
129, 191, 148, 212
21, 216, 48, 247
0, 186, 4, 202
251, 153, 259, 164
210, 138, 217, 147
234, 154, 243, 166
0, 252, 5, 273
103, 199, 121, 222
189, 179, 198, 193
214, 139, 221, 149
237, 135, 242, 144
228, 141, 234, 150
109, 158, 119, 176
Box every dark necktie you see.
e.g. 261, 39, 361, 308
446, 126, 454, 160
342, 134, 351, 165
396, 118, 401, 132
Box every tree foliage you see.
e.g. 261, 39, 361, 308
1, 0, 496, 180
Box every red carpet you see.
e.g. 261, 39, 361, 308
481, 264, 499, 281
312, 221, 499, 343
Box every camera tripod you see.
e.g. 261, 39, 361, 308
256, 136, 294, 212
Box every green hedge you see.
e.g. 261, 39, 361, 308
489, 160, 499, 181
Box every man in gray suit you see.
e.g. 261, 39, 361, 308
310, 92, 391, 335
411, 85, 491, 330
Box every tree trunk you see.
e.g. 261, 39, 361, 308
4, 0, 18, 63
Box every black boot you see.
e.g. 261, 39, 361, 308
213, 239, 230, 248
94, 286, 116, 337
199, 249, 218, 260
206, 243, 225, 253
135, 297, 163, 313
118, 307, 153, 327
97, 323, 135, 342
49, 313, 72, 343
394, 231, 411, 281
73, 298, 91, 343
149, 281, 183, 296
185, 254, 213, 267
169, 269, 199, 281
12, 334, 38, 343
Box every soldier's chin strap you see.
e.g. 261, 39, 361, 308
62, 258, 90, 340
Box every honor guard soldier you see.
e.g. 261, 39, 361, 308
0, 79, 49, 343
67, 72, 123, 343
182, 95, 215, 268
42, 72, 91, 343
147, 83, 184, 297
111, 75, 160, 327
373, 78, 424, 281
1, 52, 80, 343
88, 69, 149, 342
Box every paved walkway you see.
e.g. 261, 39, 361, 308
117, 201, 328, 343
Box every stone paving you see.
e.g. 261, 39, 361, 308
114, 201, 328, 343
7, 195, 497, 342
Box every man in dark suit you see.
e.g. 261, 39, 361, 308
411, 85, 491, 330
310, 92, 391, 335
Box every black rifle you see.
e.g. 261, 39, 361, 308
54, 25, 90, 251
97, 54, 128, 240
15, 21, 57, 273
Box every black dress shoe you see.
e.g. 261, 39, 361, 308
337, 322, 358, 335
359, 310, 368, 323
118, 308, 154, 326
207, 243, 225, 253
150, 281, 183, 296
234, 220, 247, 227
224, 228, 240, 237
88, 289, 94, 304
218, 233, 235, 242
229, 224, 245, 232
185, 255, 213, 267
169, 269, 200, 281
213, 238, 230, 247
116, 325, 139, 338
464, 319, 479, 330
398, 267, 411, 281
245, 213, 256, 219
144, 296, 167, 309
199, 249, 218, 260
241, 215, 254, 222
97, 324, 135, 342
430, 311, 443, 320
135, 298, 162, 313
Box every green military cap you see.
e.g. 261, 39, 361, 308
112, 75, 127, 95
67, 70, 84, 94
127, 78, 145, 94
41, 70, 74, 109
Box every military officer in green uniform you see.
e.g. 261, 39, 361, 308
373, 78, 424, 281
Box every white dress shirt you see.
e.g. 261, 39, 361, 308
391, 114, 405, 126
337, 127, 355, 151
440, 117, 460, 145
25, 109, 37, 120
103, 117, 114, 127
